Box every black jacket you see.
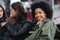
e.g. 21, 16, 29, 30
0, 19, 32, 40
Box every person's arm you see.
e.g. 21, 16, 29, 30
0, 22, 6, 31
48, 21, 57, 40
5, 21, 32, 36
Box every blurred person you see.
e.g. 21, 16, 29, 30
0, 2, 32, 40
0, 5, 7, 40
24, 0, 35, 21
25, 1, 57, 40
0, 5, 6, 23
26, 7, 33, 21
57, 0, 60, 6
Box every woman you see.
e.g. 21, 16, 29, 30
0, 5, 6, 25
0, 2, 32, 40
25, 1, 57, 40
0, 5, 7, 39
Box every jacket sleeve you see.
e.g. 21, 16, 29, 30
5, 21, 32, 36
48, 21, 57, 40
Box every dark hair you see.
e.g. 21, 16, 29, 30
31, 1, 53, 19
0, 5, 6, 20
9, 2, 26, 24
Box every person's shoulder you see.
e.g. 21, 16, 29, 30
45, 19, 55, 26
48, 19, 54, 23
47, 19, 56, 26
25, 19, 32, 23
22, 19, 32, 25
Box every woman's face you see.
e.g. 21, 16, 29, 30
34, 8, 46, 22
0, 7, 3, 18
11, 8, 17, 17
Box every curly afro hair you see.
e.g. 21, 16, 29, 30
31, 1, 53, 19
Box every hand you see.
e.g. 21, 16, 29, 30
1, 22, 7, 27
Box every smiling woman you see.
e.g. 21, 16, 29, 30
0, 5, 7, 40
0, 7, 3, 18
25, 1, 58, 40
0, 5, 6, 23
34, 8, 47, 22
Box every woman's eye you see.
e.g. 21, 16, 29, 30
39, 12, 42, 14
35, 13, 37, 15
0, 10, 3, 12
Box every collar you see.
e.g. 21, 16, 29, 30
36, 19, 50, 25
